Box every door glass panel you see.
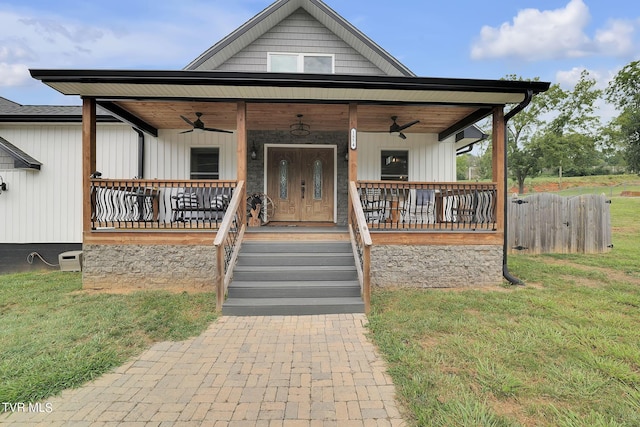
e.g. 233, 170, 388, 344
313, 159, 323, 200
279, 159, 288, 199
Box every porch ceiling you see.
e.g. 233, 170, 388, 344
29, 69, 550, 138
108, 101, 482, 134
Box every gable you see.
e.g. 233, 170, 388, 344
209, 9, 386, 75
186, 0, 413, 76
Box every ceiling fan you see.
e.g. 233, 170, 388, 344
180, 112, 232, 134
389, 116, 420, 139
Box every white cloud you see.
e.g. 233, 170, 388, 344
471, 0, 636, 61
0, 4, 245, 88
594, 20, 635, 56
0, 62, 30, 86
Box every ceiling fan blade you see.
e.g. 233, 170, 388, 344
203, 127, 233, 134
180, 115, 195, 127
397, 120, 420, 131
398, 132, 407, 140
179, 129, 194, 134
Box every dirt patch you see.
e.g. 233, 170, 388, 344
541, 258, 640, 287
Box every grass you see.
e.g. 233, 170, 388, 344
367, 184, 640, 426
0, 274, 217, 407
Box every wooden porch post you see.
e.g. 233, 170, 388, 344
236, 101, 247, 226
82, 98, 97, 235
348, 103, 358, 212
492, 106, 505, 233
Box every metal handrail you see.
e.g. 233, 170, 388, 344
356, 180, 498, 231
90, 178, 237, 230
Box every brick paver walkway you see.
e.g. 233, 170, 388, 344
1, 314, 405, 426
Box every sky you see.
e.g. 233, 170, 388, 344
1, 0, 638, 123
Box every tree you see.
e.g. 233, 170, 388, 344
503, 77, 559, 193
502, 71, 602, 193
605, 60, 640, 172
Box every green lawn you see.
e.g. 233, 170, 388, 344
0, 274, 217, 407
367, 192, 640, 426
1, 176, 639, 426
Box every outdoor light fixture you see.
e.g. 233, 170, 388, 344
290, 114, 310, 137
250, 143, 258, 160
0, 175, 6, 194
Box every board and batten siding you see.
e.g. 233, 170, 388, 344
211, 9, 386, 75
0, 123, 137, 243
357, 132, 456, 182
146, 130, 237, 180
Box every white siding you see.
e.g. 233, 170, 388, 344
357, 132, 456, 182
146, 130, 237, 180
0, 123, 136, 243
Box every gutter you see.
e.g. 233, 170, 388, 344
502, 89, 533, 286
133, 128, 144, 178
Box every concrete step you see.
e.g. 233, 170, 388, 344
232, 265, 358, 282
227, 280, 361, 298
236, 252, 355, 267
222, 297, 365, 316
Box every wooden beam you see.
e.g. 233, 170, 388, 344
82, 98, 97, 235
492, 106, 505, 232
348, 103, 358, 182
83, 232, 217, 246
96, 101, 158, 137
371, 232, 503, 246
236, 101, 247, 226
438, 107, 494, 141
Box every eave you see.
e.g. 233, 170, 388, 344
29, 69, 550, 137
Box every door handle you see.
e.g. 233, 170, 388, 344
301, 180, 305, 199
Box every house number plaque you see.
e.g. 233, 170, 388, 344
350, 128, 357, 150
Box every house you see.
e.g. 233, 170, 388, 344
9, 0, 549, 311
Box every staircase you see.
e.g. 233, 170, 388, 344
222, 231, 364, 316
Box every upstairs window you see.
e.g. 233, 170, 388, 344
190, 147, 219, 179
268, 53, 334, 73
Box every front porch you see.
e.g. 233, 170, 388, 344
28, 69, 549, 313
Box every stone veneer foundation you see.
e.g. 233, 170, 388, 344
82, 244, 216, 291
370, 244, 503, 288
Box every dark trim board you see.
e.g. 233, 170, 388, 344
0, 243, 82, 273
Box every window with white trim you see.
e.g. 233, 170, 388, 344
268, 53, 334, 73
190, 147, 219, 179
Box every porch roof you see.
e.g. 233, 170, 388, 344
30, 69, 550, 139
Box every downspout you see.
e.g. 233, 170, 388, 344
502, 89, 533, 286
133, 128, 144, 178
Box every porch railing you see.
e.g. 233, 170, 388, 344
357, 181, 498, 231
214, 180, 246, 311
348, 182, 372, 313
90, 179, 237, 230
